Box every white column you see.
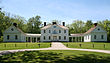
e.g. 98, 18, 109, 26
36, 37, 38, 42
31, 37, 32, 42
75, 37, 76, 42
72, 37, 73, 42
81, 36, 82, 42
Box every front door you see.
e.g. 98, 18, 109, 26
53, 36, 57, 41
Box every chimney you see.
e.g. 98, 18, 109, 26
44, 22, 46, 26
62, 22, 65, 26
94, 23, 97, 27
13, 23, 17, 27
52, 22, 57, 25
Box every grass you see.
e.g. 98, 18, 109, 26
0, 50, 110, 63
63, 42, 110, 50
0, 42, 51, 50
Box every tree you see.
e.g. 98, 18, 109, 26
69, 20, 85, 34
84, 20, 93, 32
27, 16, 42, 34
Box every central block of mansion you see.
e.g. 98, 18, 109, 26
3, 22, 107, 42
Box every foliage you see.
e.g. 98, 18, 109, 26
0, 50, 110, 63
68, 20, 85, 33
27, 16, 42, 34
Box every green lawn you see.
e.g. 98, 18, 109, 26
63, 42, 110, 50
0, 50, 110, 63
0, 42, 51, 50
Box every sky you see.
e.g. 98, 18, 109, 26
0, 0, 110, 24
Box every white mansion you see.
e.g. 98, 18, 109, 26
3, 22, 107, 42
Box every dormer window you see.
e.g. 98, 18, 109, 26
11, 28, 14, 31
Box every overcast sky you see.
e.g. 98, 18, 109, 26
1, 0, 110, 24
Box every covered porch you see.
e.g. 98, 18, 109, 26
26, 33, 41, 42
69, 34, 84, 42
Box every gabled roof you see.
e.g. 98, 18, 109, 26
70, 26, 98, 37
84, 26, 97, 34
41, 24, 69, 29
16, 27, 26, 35
4, 25, 26, 35
41, 25, 52, 29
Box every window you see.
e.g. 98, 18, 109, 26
7, 35, 9, 40
49, 30, 51, 33
94, 35, 96, 39
15, 35, 18, 40
88, 35, 89, 39
64, 36, 66, 40
53, 26, 56, 28
64, 30, 66, 33
11, 28, 14, 31
59, 36, 61, 40
49, 36, 51, 40
101, 35, 104, 39
53, 30, 57, 34
98, 28, 100, 31
44, 30, 46, 33
44, 36, 45, 40
59, 30, 61, 33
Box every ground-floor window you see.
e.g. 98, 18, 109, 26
49, 36, 51, 40
7, 35, 9, 40
64, 36, 66, 40
59, 36, 61, 40
88, 35, 89, 39
94, 35, 96, 39
44, 36, 45, 40
101, 35, 104, 39
15, 35, 18, 40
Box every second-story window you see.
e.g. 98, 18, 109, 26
64, 30, 66, 33
59, 30, 61, 33
49, 30, 51, 33
44, 30, 46, 33
53, 30, 57, 34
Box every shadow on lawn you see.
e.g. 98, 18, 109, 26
0, 51, 110, 63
